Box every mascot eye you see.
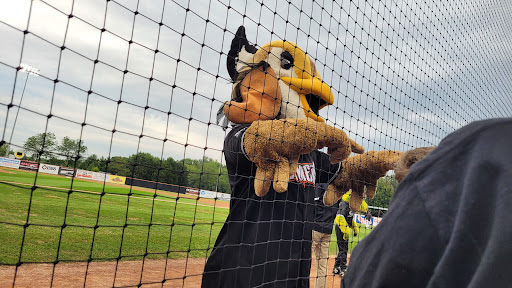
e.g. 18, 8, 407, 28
281, 59, 292, 69
280, 51, 294, 70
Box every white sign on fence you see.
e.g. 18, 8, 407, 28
38, 163, 59, 175
200, 190, 217, 199
217, 193, 231, 201
354, 214, 383, 227
200, 190, 231, 201
0, 157, 20, 169
76, 169, 110, 182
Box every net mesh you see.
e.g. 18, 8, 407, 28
0, 0, 511, 287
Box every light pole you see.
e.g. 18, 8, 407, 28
4, 64, 40, 157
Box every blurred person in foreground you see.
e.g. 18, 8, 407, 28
341, 118, 512, 288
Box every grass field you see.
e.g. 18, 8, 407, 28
0, 168, 371, 264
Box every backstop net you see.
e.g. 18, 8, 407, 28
0, 0, 511, 287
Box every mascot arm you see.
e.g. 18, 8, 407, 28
323, 150, 402, 211
352, 218, 360, 237
243, 118, 363, 196
335, 215, 352, 240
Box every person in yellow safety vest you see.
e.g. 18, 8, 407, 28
333, 190, 370, 277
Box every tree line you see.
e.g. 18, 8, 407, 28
366, 175, 398, 212
1, 132, 231, 194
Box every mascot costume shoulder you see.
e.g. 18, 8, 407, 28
202, 26, 401, 288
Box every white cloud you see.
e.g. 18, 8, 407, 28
0, 0, 31, 31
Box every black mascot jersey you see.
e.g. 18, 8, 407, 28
202, 124, 340, 288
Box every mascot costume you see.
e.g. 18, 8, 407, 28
202, 26, 401, 288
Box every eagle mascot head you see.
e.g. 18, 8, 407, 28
219, 26, 333, 125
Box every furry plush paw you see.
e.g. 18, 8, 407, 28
244, 119, 362, 197
330, 150, 403, 210
323, 184, 343, 206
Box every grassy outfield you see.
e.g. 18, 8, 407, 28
0, 169, 370, 264
329, 224, 373, 255
0, 169, 228, 264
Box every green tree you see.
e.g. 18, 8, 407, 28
127, 152, 160, 181
45, 156, 65, 166
185, 157, 231, 194
78, 154, 97, 170
23, 132, 57, 160
367, 175, 398, 209
79, 154, 107, 171
157, 157, 189, 186
0, 144, 8, 157
106, 156, 130, 176
57, 136, 88, 166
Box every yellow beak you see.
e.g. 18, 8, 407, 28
280, 76, 334, 122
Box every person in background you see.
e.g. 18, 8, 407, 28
333, 190, 369, 277
311, 183, 340, 288
341, 117, 512, 288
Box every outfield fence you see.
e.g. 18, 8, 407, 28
0, 156, 230, 200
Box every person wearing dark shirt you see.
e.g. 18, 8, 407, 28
311, 183, 340, 288
341, 118, 512, 288
202, 124, 341, 288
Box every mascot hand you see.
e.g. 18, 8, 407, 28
323, 150, 402, 210
360, 199, 368, 213
244, 118, 363, 196
335, 215, 352, 240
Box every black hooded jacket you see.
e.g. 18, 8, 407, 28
341, 118, 512, 288
313, 184, 341, 234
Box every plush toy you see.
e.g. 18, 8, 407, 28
220, 26, 366, 196
205, 26, 402, 288
219, 26, 402, 200
324, 150, 402, 211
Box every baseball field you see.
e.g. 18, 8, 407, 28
0, 168, 371, 287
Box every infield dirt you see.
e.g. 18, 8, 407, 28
0, 256, 347, 287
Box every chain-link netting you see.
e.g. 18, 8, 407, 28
0, 0, 511, 287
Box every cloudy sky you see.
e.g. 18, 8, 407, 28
0, 0, 511, 164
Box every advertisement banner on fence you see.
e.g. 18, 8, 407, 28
108, 175, 126, 185
217, 193, 231, 201
59, 167, 75, 177
19, 161, 39, 171
186, 188, 200, 195
38, 163, 59, 175
76, 169, 109, 182
354, 215, 382, 227
200, 190, 217, 199
0, 157, 20, 169
199, 190, 231, 201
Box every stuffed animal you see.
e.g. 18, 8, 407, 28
219, 26, 365, 196
324, 150, 402, 210
204, 26, 402, 288
219, 25, 400, 202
